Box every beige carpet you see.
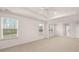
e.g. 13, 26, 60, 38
0, 37, 79, 52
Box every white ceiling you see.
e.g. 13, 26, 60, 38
0, 7, 79, 21
25, 7, 79, 19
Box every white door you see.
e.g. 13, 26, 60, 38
49, 24, 56, 38
64, 24, 70, 37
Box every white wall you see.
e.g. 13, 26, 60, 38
0, 11, 46, 49
48, 14, 79, 38
55, 23, 64, 37
71, 23, 79, 38
76, 24, 79, 38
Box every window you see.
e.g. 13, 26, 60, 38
0, 17, 18, 40
38, 24, 44, 33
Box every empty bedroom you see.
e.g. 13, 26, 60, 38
0, 7, 79, 52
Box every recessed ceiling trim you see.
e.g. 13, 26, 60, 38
49, 12, 77, 21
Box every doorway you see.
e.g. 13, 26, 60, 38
49, 24, 56, 38
64, 24, 71, 37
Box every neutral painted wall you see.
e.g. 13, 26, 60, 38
71, 23, 79, 38
48, 14, 79, 38
0, 11, 46, 49
55, 23, 64, 37
76, 24, 79, 38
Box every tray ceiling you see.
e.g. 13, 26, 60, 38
0, 7, 79, 21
